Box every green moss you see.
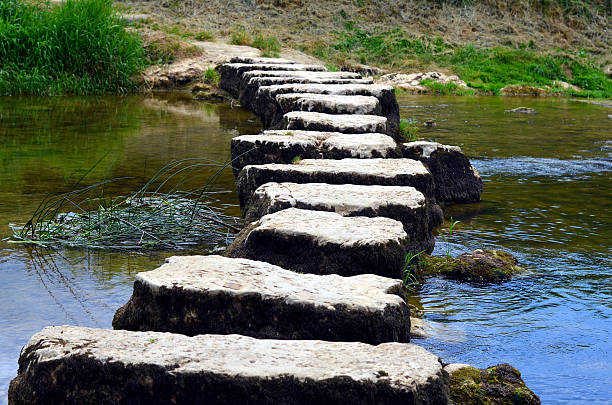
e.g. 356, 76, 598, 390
449, 364, 541, 405
415, 250, 525, 284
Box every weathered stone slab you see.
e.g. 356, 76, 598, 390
402, 141, 483, 204
242, 70, 362, 81
236, 158, 434, 208
252, 83, 400, 138
9, 326, 448, 405
244, 183, 436, 253
229, 56, 297, 65
225, 208, 408, 278
218, 63, 327, 96
113, 255, 410, 343
241, 77, 373, 109
282, 111, 389, 136
230, 130, 399, 175
277, 93, 381, 116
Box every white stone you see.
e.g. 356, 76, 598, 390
276, 93, 381, 116
282, 111, 387, 134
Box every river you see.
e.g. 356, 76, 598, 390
0, 93, 610, 404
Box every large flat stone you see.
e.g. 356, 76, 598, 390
282, 111, 388, 136
252, 83, 400, 138
218, 63, 327, 96
9, 326, 448, 405
277, 93, 381, 116
241, 77, 373, 110
225, 208, 408, 278
244, 183, 437, 253
402, 141, 483, 204
230, 130, 399, 175
113, 255, 410, 343
236, 158, 434, 208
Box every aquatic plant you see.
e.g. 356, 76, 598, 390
10, 159, 242, 251
203, 68, 220, 86
440, 217, 460, 258
402, 250, 425, 288
399, 118, 420, 142
0, 0, 145, 95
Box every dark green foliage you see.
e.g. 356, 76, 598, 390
0, 0, 145, 95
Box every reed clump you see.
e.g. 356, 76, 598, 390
11, 159, 242, 251
0, 0, 145, 95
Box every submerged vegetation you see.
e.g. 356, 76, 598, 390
0, 0, 145, 95
311, 21, 612, 98
10, 159, 242, 251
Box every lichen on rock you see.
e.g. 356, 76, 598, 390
446, 363, 541, 404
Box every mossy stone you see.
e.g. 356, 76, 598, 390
414, 249, 525, 284
448, 364, 540, 405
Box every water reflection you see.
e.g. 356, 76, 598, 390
0, 94, 261, 403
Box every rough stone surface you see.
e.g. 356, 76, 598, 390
218, 63, 327, 96
276, 93, 381, 116
113, 255, 411, 344
500, 85, 551, 96
230, 130, 399, 175
446, 363, 541, 405
240, 76, 372, 109
282, 112, 389, 136
236, 158, 435, 208
504, 107, 537, 114
402, 141, 483, 204
9, 326, 448, 405
416, 250, 525, 284
225, 208, 409, 278
252, 83, 400, 138
244, 182, 437, 253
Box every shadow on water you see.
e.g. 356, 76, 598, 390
400, 95, 611, 404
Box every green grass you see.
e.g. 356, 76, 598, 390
399, 118, 419, 142
194, 30, 214, 41
0, 0, 145, 95
230, 27, 251, 46
313, 22, 612, 98
420, 79, 476, 96
252, 33, 281, 57
203, 67, 220, 86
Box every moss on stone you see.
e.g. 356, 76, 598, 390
448, 364, 540, 405
415, 249, 525, 284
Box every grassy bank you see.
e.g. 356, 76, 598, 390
0, 0, 145, 95
309, 22, 612, 98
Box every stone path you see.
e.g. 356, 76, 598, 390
230, 130, 399, 175
10, 57, 506, 405
243, 182, 437, 253
112, 255, 411, 343
235, 157, 434, 208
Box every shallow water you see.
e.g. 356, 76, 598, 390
398, 95, 611, 404
0, 94, 610, 403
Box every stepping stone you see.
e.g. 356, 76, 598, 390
252, 83, 400, 138
229, 56, 297, 64
242, 69, 362, 81
282, 111, 389, 136
402, 141, 483, 204
241, 77, 372, 109
225, 208, 408, 278
230, 130, 399, 175
236, 158, 434, 208
218, 63, 327, 96
9, 326, 448, 405
276, 93, 381, 116
113, 255, 411, 343
244, 183, 437, 254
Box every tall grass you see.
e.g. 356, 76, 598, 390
0, 0, 145, 95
